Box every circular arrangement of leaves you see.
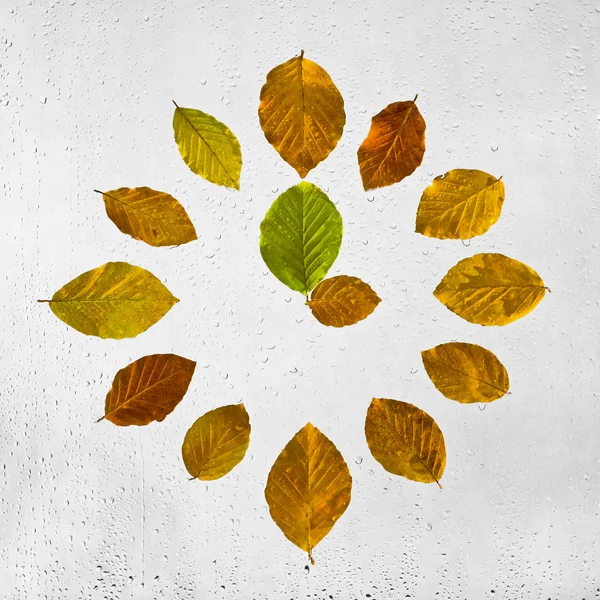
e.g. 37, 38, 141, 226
38, 51, 547, 564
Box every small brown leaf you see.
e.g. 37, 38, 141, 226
365, 398, 446, 486
100, 354, 196, 426
357, 97, 426, 191
308, 275, 381, 327
421, 342, 510, 404
265, 423, 352, 563
96, 187, 197, 247
182, 404, 250, 481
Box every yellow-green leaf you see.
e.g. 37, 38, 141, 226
182, 404, 250, 481
96, 187, 197, 247
421, 342, 509, 404
260, 182, 343, 295
434, 253, 546, 326
357, 97, 426, 191
173, 102, 242, 189
365, 398, 446, 486
39, 262, 179, 339
308, 275, 381, 327
258, 51, 346, 177
265, 422, 352, 563
415, 169, 505, 240
100, 354, 196, 426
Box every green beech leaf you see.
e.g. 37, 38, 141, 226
172, 102, 242, 190
38, 262, 179, 339
259, 181, 343, 295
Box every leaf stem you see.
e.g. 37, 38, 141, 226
308, 549, 315, 565
172, 99, 180, 109
95, 416, 105, 424
37, 299, 50, 303
413, 93, 419, 103
300, 49, 305, 59
93, 189, 104, 195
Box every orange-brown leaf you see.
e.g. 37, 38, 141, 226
421, 342, 510, 404
101, 354, 196, 426
357, 98, 426, 191
98, 187, 197, 247
258, 52, 346, 177
265, 423, 352, 562
308, 275, 381, 327
365, 398, 446, 486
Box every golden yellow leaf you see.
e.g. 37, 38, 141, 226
38, 262, 179, 339
182, 404, 250, 481
365, 398, 446, 486
415, 169, 505, 240
172, 102, 242, 189
421, 342, 509, 404
265, 423, 352, 563
96, 187, 197, 247
357, 97, 426, 191
308, 275, 381, 327
258, 51, 346, 178
99, 354, 196, 426
434, 253, 546, 326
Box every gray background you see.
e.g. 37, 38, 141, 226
1, 0, 599, 598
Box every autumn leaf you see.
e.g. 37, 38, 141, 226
95, 187, 197, 247
260, 182, 343, 295
172, 102, 242, 189
265, 423, 352, 564
38, 262, 179, 339
99, 354, 196, 426
365, 398, 446, 486
307, 275, 381, 327
415, 169, 505, 240
357, 97, 426, 191
434, 253, 546, 326
258, 51, 345, 177
182, 404, 250, 481
422, 342, 509, 404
